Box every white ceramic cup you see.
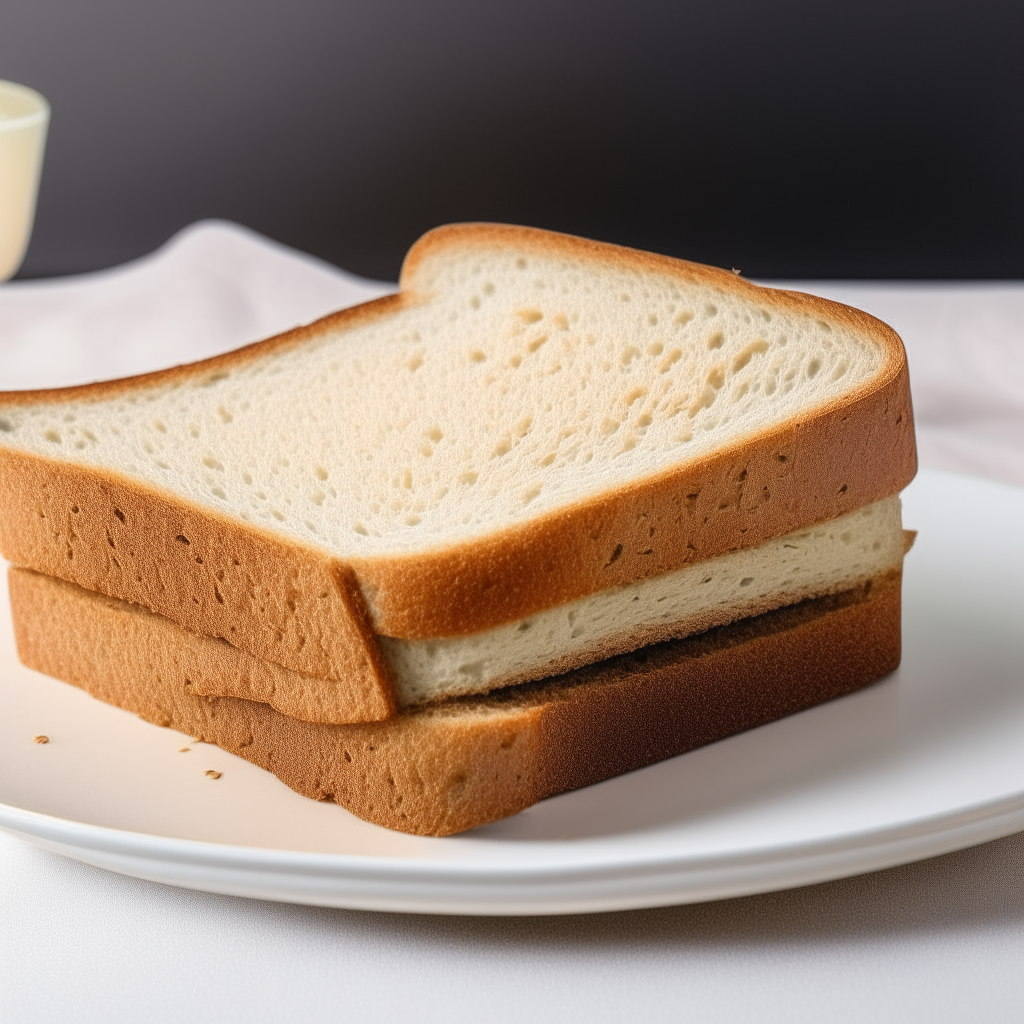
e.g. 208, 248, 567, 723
0, 81, 49, 282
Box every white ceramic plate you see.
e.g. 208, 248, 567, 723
1, 467, 1023, 915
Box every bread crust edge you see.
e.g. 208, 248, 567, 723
0, 453, 397, 720
10, 565, 902, 836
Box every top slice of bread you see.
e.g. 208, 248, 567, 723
0, 224, 916, 720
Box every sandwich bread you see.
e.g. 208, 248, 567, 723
0, 225, 916, 725
10, 564, 903, 836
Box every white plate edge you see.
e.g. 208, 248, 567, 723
3, 788, 1024, 915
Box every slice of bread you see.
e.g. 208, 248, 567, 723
10, 565, 903, 836
0, 225, 916, 723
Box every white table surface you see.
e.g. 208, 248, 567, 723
2, 223, 1023, 1022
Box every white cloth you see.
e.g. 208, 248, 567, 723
1, 222, 1023, 1022
0, 220, 395, 390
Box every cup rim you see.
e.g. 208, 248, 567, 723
0, 80, 50, 133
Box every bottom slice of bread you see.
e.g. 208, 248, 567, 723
9, 566, 902, 836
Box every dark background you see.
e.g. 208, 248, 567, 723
3, 0, 1022, 281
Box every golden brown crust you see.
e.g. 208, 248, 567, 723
10, 565, 902, 836
0, 452, 396, 722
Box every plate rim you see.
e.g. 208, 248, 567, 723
4, 785, 1024, 915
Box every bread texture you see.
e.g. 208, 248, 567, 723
10, 565, 903, 836
0, 224, 916, 724
383, 494, 906, 708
